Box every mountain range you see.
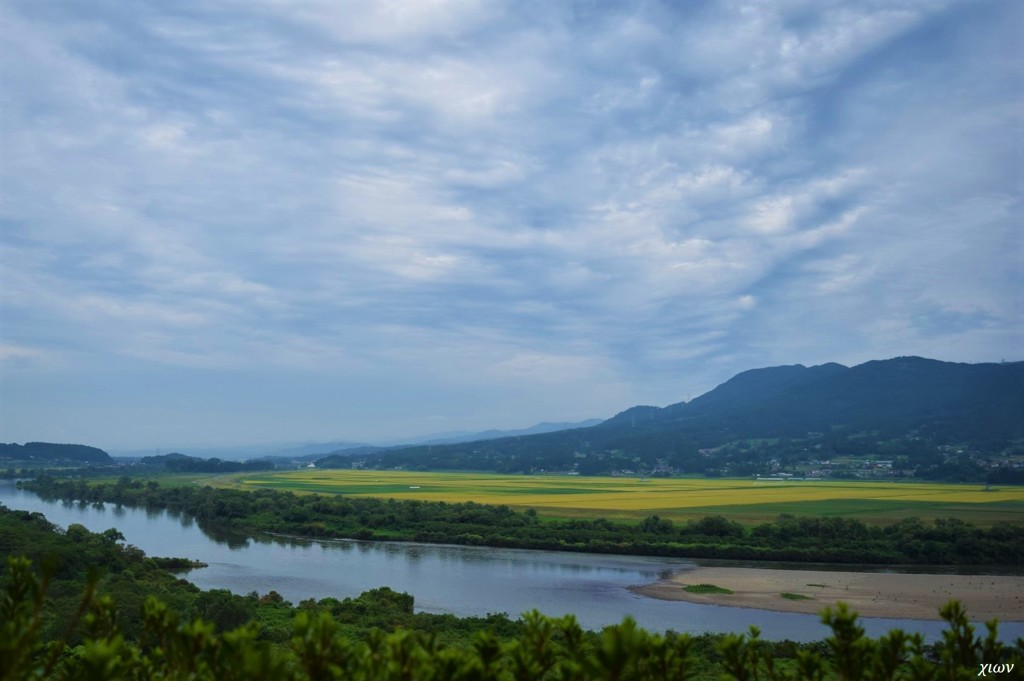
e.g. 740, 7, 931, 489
7, 357, 1021, 478
91, 421, 605, 462
331, 357, 1023, 475
603, 356, 1021, 440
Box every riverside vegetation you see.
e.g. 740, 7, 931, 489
22, 476, 1024, 565
1, 505, 1021, 680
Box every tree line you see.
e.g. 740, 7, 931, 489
21, 476, 1024, 565
138, 452, 275, 473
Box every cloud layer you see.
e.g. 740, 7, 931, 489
1, 0, 1020, 448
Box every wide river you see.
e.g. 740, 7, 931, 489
2, 482, 1019, 642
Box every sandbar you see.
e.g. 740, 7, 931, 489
631, 567, 1024, 621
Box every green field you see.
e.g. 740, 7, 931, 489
212, 469, 1024, 525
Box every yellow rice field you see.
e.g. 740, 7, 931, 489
229, 469, 1024, 525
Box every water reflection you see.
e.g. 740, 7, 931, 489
194, 521, 251, 549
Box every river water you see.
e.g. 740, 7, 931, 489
2, 481, 1018, 642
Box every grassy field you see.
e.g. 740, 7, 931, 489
214, 470, 1024, 526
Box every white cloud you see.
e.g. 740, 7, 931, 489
0, 344, 47, 363
489, 351, 602, 384
708, 113, 781, 157
245, 0, 496, 45
802, 254, 872, 294
0, 0, 1017, 446
736, 294, 757, 310
746, 195, 798, 234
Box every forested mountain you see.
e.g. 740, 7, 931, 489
601, 357, 1022, 443
333, 357, 1023, 476
0, 442, 112, 464
138, 452, 273, 473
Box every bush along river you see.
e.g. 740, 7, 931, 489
1, 481, 1019, 642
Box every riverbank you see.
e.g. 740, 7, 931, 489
631, 567, 1024, 621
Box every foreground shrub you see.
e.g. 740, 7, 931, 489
1, 556, 1020, 680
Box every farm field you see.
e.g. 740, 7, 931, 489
221, 470, 1024, 526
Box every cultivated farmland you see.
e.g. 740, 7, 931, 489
223, 470, 1024, 525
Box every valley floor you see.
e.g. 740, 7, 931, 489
631, 566, 1024, 621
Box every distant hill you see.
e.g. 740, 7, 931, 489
602, 356, 1022, 442
139, 452, 273, 473
259, 441, 373, 459
407, 419, 605, 446
684, 362, 849, 415
110, 424, 603, 465
309, 446, 388, 468
334, 357, 1023, 475
0, 442, 113, 464
314, 421, 603, 468
112, 440, 373, 461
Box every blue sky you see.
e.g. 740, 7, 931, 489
1, 0, 1020, 450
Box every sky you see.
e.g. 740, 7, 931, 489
1, 0, 1021, 451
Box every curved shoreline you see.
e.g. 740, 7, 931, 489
631, 566, 1024, 622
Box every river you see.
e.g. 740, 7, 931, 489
1, 481, 1018, 642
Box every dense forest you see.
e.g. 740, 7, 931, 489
2, 504, 1020, 680
22, 477, 1024, 566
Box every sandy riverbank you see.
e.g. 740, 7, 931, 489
631, 567, 1024, 621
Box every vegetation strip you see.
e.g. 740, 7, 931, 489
683, 584, 734, 594
21, 476, 1024, 565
